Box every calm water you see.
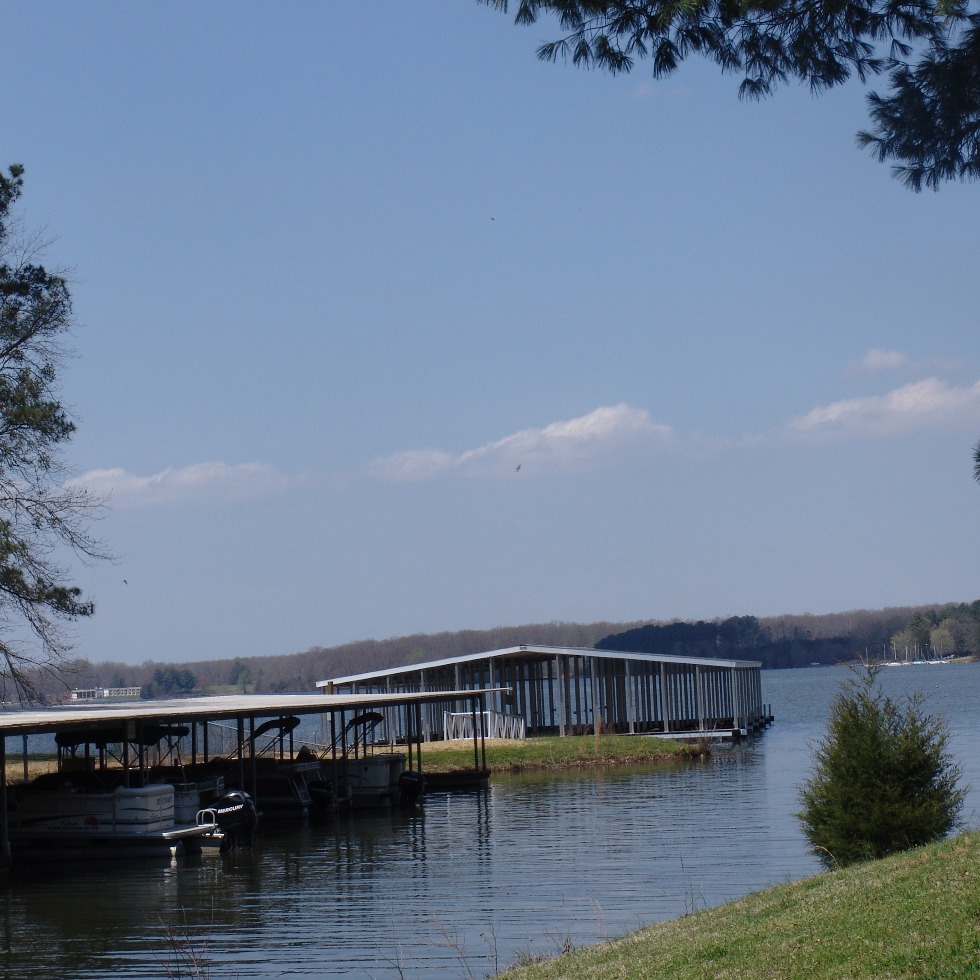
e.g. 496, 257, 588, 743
2, 663, 978, 979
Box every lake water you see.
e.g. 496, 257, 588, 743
2, 662, 978, 978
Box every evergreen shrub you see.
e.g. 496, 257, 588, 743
798, 663, 965, 868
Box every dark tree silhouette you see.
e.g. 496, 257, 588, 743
0, 165, 108, 701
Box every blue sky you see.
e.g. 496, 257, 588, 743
4, 2, 978, 667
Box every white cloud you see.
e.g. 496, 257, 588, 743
79, 379, 975, 506
70, 461, 293, 507
367, 404, 674, 481
853, 348, 909, 372
366, 449, 456, 482
786, 377, 980, 438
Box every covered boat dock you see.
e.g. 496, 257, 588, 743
318, 644, 769, 741
0, 688, 496, 865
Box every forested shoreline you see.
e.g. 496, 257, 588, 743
48, 600, 980, 700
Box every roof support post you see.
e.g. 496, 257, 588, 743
0, 737, 10, 862
329, 712, 339, 800
625, 660, 635, 735
340, 709, 349, 768
730, 668, 738, 733
123, 723, 132, 787
696, 666, 705, 732
555, 657, 566, 737
383, 676, 393, 746
249, 716, 258, 805
405, 703, 414, 771
419, 670, 431, 742
476, 691, 487, 773
237, 716, 246, 796
137, 720, 146, 783
471, 694, 480, 772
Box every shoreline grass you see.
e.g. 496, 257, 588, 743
498, 830, 980, 979
6, 754, 58, 783
8, 736, 701, 784
419, 734, 709, 774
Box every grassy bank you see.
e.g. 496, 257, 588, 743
499, 830, 980, 979
8, 754, 58, 783
419, 734, 706, 774
9, 736, 698, 784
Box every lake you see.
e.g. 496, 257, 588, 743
2, 662, 978, 978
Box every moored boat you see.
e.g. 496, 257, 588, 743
316, 710, 426, 808
6, 773, 222, 861
151, 772, 258, 848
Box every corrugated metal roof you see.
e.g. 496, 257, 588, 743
318, 644, 762, 687
0, 690, 497, 737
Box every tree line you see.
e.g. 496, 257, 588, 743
599, 602, 980, 668
48, 619, 634, 700
598, 615, 858, 669
886, 601, 980, 661
30, 601, 976, 700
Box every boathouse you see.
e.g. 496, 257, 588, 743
0, 688, 496, 864
317, 645, 767, 741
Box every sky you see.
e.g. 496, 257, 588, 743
2, 2, 978, 668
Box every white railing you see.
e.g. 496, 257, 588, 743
443, 710, 526, 741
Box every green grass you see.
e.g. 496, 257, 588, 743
419, 734, 705, 774
8, 754, 59, 782
499, 831, 980, 979
9, 735, 698, 784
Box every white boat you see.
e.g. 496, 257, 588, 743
317, 711, 423, 808
7, 774, 221, 861
324, 753, 405, 808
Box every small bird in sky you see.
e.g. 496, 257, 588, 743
123, 579, 128, 585
515, 464, 521, 472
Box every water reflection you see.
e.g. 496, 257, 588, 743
1, 662, 977, 978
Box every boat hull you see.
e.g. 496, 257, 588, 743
7, 781, 221, 862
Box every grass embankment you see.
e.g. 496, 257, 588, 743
8, 755, 58, 783
500, 831, 980, 979
419, 734, 706, 774
9, 736, 698, 784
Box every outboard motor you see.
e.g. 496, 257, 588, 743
398, 770, 425, 807
212, 789, 258, 850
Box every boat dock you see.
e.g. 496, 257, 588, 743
0, 688, 497, 866
319, 644, 770, 740
0, 646, 775, 870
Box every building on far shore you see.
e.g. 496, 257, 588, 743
317, 645, 768, 741
70, 687, 142, 701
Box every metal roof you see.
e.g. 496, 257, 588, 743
0, 689, 497, 738
318, 644, 762, 687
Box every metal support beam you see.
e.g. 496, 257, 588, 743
556, 657, 566, 737
696, 666, 705, 731
0, 738, 9, 861
625, 660, 635, 735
